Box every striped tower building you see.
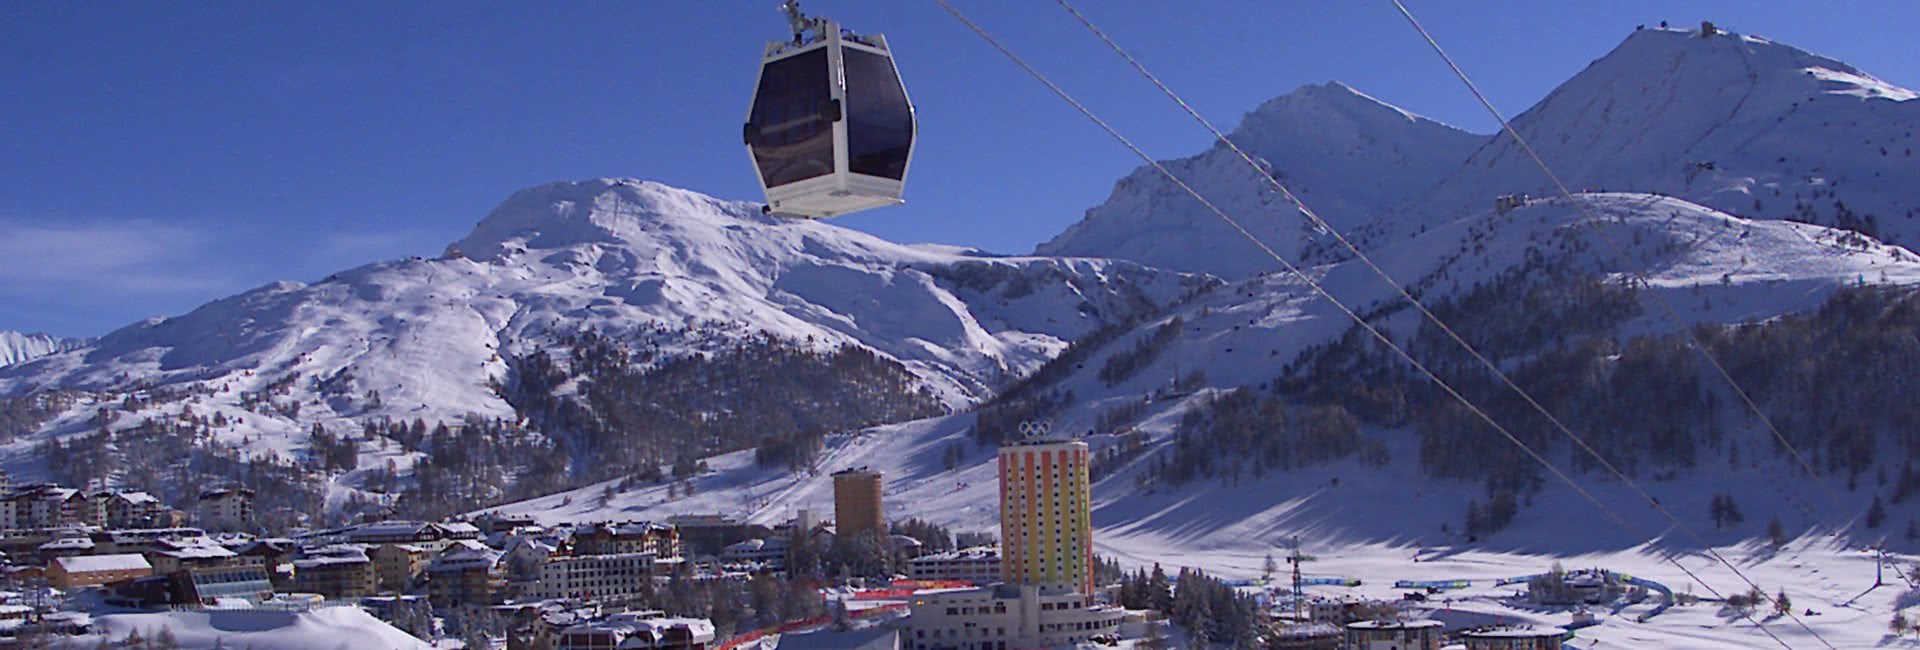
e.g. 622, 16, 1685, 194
998, 438, 1092, 593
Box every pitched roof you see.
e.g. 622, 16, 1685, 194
55, 554, 151, 574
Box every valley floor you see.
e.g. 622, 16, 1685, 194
483, 411, 1920, 649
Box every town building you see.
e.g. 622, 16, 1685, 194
38, 536, 96, 560
777, 626, 900, 650
907, 583, 1124, 650
233, 537, 299, 590
907, 546, 1002, 584
328, 520, 482, 552
181, 564, 277, 605
668, 514, 757, 557
146, 536, 257, 575
370, 543, 431, 593
97, 527, 209, 555
536, 551, 656, 605
428, 540, 504, 607
573, 522, 679, 558
1344, 619, 1444, 650
48, 553, 152, 589
292, 545, 377, 599
7, 485, 93, 528
102, 491, 167, 528
195, 488, 254, 531
1267, 623, 1341, 650
1462, 626, 1567, 650
998, 438, 1092, 593
718, 537, 786, 570
833, 468, 886, 539
555, 611, 716, 650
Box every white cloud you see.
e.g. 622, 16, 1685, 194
0, 219, 227, 294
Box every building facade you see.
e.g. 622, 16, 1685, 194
196, 488, 254, 531
556, 611, 715, 650
907, 547, 1002, 584
998, 439, 1092, 593
573, 522, 679, 559
292, 547, 377, 599
1463, 626, 1567, 650
536, 551, 656, 605
907, 583, 1123, 650
832, 469, 886, 539
1344, 620, 1444, 650
370, 543, 430, 593
48, 554, 153, 589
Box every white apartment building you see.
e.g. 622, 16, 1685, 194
906, 547, 1001, 584
907, 583, 1124, 650
537, 552, 657, 605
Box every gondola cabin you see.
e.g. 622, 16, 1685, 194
745, 2, 915, 218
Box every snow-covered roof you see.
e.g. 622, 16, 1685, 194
428, 541, 500, 571
55, 554, 151, 574
1464, 625, 1569, 638
1347, 619, 1443, 630
40, 537, 95, 551
152, 537, 237, 560
911, 546, 1000, 562
114, 492, 160, 505
776, 626, 897, 650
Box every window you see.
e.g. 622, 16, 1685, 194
747, 48, 835, 187
842, 48, 913, 180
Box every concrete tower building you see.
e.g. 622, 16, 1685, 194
832, 468, 886, 538
998, 438, 1092, 593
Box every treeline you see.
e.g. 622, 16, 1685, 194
385, 416, 567, 521
1154, 389, 1385, 486
40, 411, 328, 531
0, 392, 74, 443
1099, 317, 1183, 386
501, 329, 944, 489
1112, 564, 1262, 648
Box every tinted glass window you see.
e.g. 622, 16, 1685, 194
843, 48, 913, 180
748, 49, 835, 188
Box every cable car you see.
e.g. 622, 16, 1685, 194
745, 1, 916, 218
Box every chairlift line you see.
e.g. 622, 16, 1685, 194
744, 0, 917, 219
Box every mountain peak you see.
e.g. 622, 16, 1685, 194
1601, 25, 1915, 102
1035, 82, 1481, 277
451, 178, 762, 260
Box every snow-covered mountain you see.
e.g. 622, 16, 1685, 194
1037, 82, 1482, 278
487, 188, 1920, 604
0, 331, 84, 368
1047, 27, 1918, 276
2, 179, 1200, 409
1363, 26, 1920, 250
0, 179, 1206, 515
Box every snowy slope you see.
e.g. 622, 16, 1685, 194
1037, 82, 1482, 278
1044, 28, 1919, 281
0, 331, 84, 368
0, 178, 1202, 480
493, 191, 1920, 535
83, 606, 431, 649
489, 192, 1920, 649
1361, 26, 1920, 251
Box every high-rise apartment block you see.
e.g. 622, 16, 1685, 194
998, 438, 1092, 594
833, 468, 886, 538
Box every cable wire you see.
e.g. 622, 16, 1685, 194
1049, 3, 1822, 646
930, 1, 1798, 647
1386, 0, 1853, 640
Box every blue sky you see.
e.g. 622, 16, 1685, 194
3, 1, 1916, 337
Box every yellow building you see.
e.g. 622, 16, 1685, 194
998, 439, 1091, 594
832, 468, 886, 539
